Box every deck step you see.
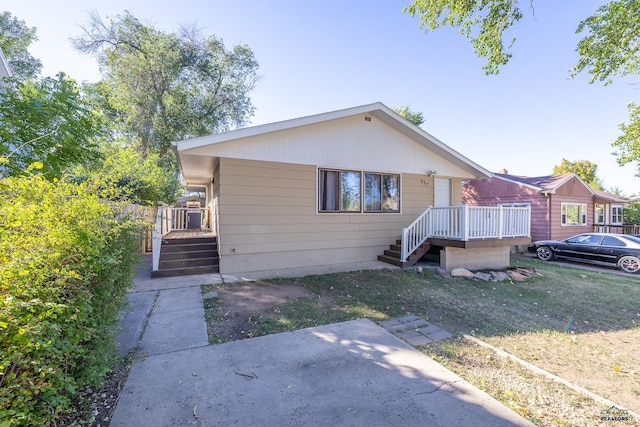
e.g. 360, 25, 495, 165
159, 256, 219, 270
151, 265, 219, 278
154, 235, 219, 278
378, 240, 432, 268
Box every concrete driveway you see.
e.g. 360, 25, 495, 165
112, 259, 534, 426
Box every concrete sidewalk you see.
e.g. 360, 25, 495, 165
112, 258, 534, 426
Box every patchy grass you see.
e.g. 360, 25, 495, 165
202, 256, 640, 425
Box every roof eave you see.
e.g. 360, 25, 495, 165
176, 102, 492, 179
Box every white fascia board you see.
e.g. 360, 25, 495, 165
174, 101, 492, 179
548, 174, 594, 196
175, 102, 387, 152
370, 107, 491, 178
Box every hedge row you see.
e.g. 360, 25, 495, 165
0, 174, 143, 426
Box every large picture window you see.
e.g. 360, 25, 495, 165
319, 169, 400, 213
364, 172, 400, 212
561, 203, 587, 226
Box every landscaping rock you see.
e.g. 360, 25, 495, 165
490, 272, 510, 282
508, 271, 527, 282
451, 268, 474, 278
473, 272, 492, 281
434, 267, 452, 279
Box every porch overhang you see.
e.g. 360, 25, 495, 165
175, 151, 217, 187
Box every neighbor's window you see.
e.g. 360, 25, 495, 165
319, 169, 400, 213
364, 172, 400, 212
318, 169, 361, 212
595, 204, 605, 224
561, 203, 587, 226
611, 205, 623, 225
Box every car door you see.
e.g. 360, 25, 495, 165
598, 235, 628, 265
556, 234, 603, 261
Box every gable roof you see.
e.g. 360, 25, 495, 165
175, 102, 492, 185
492, 173, 580, 193
493, 173, 627, 202
592, 189, 628, 203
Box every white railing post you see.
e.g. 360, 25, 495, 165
152, 206, 163, 272
401, 227, 409, 262
498, 205, 504, 239
462, 205, 470, 241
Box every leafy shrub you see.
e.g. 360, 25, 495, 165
0, 173, 142, 426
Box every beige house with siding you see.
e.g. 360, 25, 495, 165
165, 102, 529, 276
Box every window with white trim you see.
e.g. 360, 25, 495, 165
318, 169, 400, 213
364, 172, 400, 212
561, 203, 587, 226
611, 205, 623, 225
595, 204, 605, 224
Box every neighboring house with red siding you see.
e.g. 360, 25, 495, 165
463, 172, 628, 242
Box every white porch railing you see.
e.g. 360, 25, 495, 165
401, 205, 531, 262
152, 207, 210, 271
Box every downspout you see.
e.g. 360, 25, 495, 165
546, 193, 552, 240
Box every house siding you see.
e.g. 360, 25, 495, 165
187, 114, 476, 178
548, 176, 594, 240
217, 157, 438, 274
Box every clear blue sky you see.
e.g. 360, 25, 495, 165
5, 0, 639, 195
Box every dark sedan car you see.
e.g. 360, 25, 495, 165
528, 233, 640, 274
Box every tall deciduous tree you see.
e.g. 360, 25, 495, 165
403, 0, 523, 75
73, 11, 259, 167
393, 105, 425, 127
0, 11, 42, 80
0, 73, 102, 179
552, 158, 604, 190
403, 1, 640, 176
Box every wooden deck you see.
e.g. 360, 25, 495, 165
164, 229, 216, 239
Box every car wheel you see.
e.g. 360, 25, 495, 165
536, 246, 554, 261
618, 256, 640, 274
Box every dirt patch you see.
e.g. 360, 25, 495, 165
205, 284, 335, 341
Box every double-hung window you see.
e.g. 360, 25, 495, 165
611, 205, 623, 225
561, 203, 587, 226
319, 169, 400, 213
595, 204, 605, 224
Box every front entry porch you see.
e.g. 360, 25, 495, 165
379, 205, 531, 269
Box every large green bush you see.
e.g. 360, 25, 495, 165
0, 172, 142, 426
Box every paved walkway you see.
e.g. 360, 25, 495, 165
381, 315, 452, 347
112, 258, 534, 426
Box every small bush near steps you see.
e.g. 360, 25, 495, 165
0, 174, 142, 426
